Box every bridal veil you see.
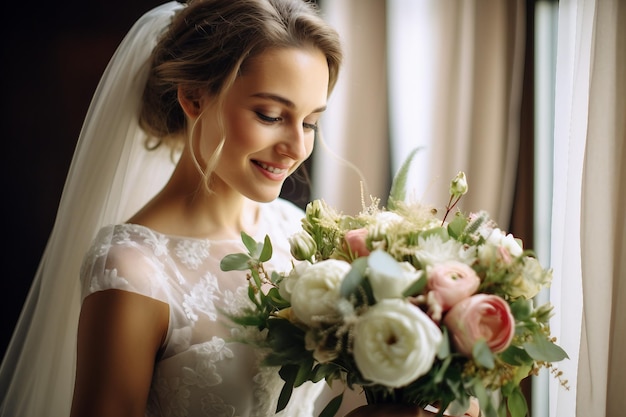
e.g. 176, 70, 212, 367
0, 2, 184, 416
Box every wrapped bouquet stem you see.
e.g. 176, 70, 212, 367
221, 151, 568, 417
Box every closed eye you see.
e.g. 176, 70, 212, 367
255, 112, 281, 123
303, 122, 318, 132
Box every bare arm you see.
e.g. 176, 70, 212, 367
70, 289, 169, 417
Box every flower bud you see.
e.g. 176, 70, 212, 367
288, 230, 317, 261
450, 171, 468, 199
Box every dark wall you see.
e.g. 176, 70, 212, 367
1, 0, 164, 357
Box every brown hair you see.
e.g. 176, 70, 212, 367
139, 0, 342, 150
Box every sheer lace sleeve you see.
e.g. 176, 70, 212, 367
80, 224, 172, 303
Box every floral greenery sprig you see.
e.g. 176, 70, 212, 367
221, 151, 568, 417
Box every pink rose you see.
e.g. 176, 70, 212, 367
443, 294, 515, 356
344, 228, 370, 257
427, 261, 480, 311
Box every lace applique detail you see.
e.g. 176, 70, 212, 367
182, 337, 234, 388
112, 227, 132, 243
88, 268, 130, 293
222, 286, 253, 316
175, 239, 210, 270
154, 377, 191, 417
200, 394, 236, 417
182, 273, 220, 322
143, 231, 170, 257
251, 364, 283, 417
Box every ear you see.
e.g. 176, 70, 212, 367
177, 86, 205, 118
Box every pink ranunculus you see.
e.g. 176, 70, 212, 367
443, 294, 515, 356
427, 261, 480, 311
344, 228, 370, 257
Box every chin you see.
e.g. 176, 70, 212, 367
245, 189, 282, 203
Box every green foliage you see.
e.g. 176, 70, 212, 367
472, 340, 495, 370
220, 172, 569, 417
523, 330, 569, 362
339, 257, 368, 297
388, 147, 421, 210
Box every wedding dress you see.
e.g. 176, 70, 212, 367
82, 198, 323, 417
0, 2, 323, 416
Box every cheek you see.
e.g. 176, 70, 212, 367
305, 134, 315, 157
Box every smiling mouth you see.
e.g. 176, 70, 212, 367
254, 160, 288, 175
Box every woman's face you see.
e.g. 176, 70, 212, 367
200, 47, 330, 202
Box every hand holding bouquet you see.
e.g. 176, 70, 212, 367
221, 151, 568, 417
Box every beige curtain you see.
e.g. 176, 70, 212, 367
313, 0, 390, 214
550, 0, 626, 416
316, 0, 525, 229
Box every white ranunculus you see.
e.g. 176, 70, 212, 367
367, 249, 421, 301
278, 261, 310, 303
352, 299, 442, 387
290, 259, 351, 327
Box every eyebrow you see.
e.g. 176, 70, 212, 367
251, 92, 327, 113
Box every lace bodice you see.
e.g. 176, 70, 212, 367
80, 199, 323, 417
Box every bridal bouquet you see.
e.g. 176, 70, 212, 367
221, 151, 568, 417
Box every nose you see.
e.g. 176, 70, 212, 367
277, 122, 311, 161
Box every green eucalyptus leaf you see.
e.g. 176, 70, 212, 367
523, 331, 569, 362
402, 272, 427, 297
259, 235, 273, 262
310, 363, 340, 383
447, 213, 467, 239
250, 269, 263, 289
319, 393, 344, 417
294, 357, 315, 387
473, 339, 495, 369
266, 287, 289, 309
388, 147, 421, 210
276, 365, 297, 412
220, 253, 252, 271
507, 386, 528, 417
510, 298, 533, 321
420, 226, 448, 241
368, 249, 403, 278
241, 232, 258, 256
434, 355, 452, 383
229, 314, 265, 327
340, 257, 368, 297
436, 327, 451, 359
500, 345, 533, 366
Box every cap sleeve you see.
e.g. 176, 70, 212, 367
80, 224, 171, 303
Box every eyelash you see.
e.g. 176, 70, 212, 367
256, 112, 318, 132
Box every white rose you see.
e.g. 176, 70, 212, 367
353, 299, 442, 387
478, 228, 523, 264
367, 249, 422, 301
290, 259, 351, 327
278, 261, 310, 302
509, 257, 552, 299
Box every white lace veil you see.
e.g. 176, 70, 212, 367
0, 2, 184, 416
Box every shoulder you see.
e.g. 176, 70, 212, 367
80, 224, 171, 300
